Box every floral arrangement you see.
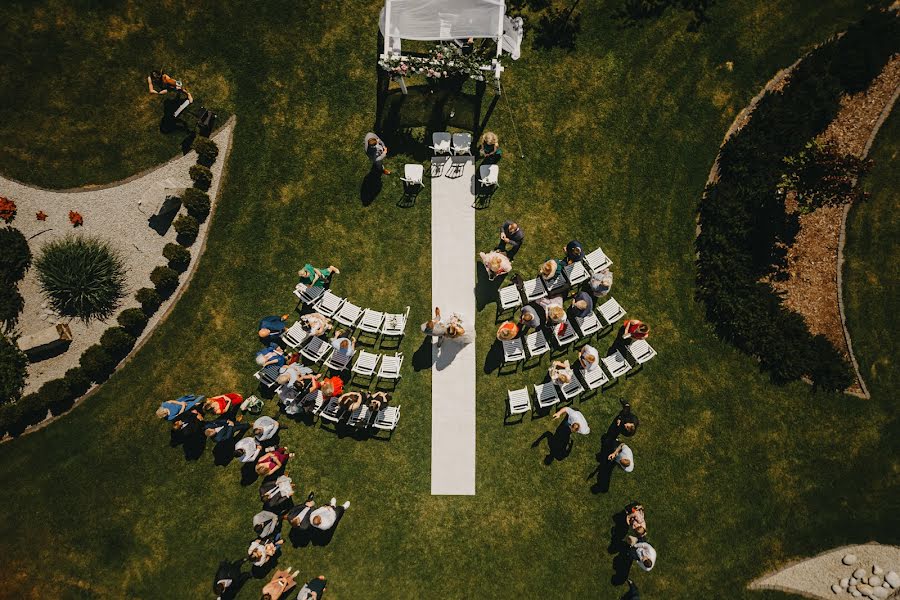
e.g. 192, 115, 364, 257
0, 196, 16, 223
69, 210, 84, 227
379, 43, 490, 81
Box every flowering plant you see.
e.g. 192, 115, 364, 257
379, 43, 490, 81
69, 210, 84, 227
0, 196, 16, 223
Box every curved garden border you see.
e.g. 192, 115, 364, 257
1, 116, 237, 442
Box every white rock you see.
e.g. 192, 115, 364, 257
870, 587, 889, 599
851, 591, 861, 598
851, 577, 859, 585
844, 554, 859, 565
841, 578, 850, 588
833, 584, 844, 594
883, 582, 890, 589
873, 565, 884, 576
855, 569, 867, 579
857, 583, 874, 595
885, 571, 900, 588
870, 576, 882, 587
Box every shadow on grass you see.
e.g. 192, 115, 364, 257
475, 259, 504, 312
360, 170, 384, 207
483, 339, 504, 375
170, 430, 206, 461
531, 420, 573, 465
412, 337, 435, 372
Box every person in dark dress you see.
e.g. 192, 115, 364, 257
172, 408, 204, 439
604, 399, 639, 440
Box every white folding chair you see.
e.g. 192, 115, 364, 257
298, 285, 325, 306
525, 330, 550, 359
301, 390, 325, 415
574, 312, 601, 337
563, 261, 589, 286
372, 405, 401, 431
542, 273, 567, 295
551, 321, 579, 349
478, 164, 499, 187
534, 382, 561, 410
522, 277, 548, 302
401, 164, 424, 187
319, 397, 343, 423
293, 282, 308, 301
502, 338, 526, 364
578, 365, 610, 391
333, 301, 363, 328
451, 132, 472, 155
358, 309, 385, 341
324, 348, 354, 372
281, 321, 310, 350
430, 132, 451, 155
498, 284, 523, 313
377, 352, 404, 381
254, 365, 281, 390
597, 297, 626, 328
602, 350, 632, 379
381, 306, 410, 338
626, 339, 657, 366
584, 246, 613, 273
557, 377, 584, 402
347, 404, 370, 428
300, 336, 332, 364
507, 387, 531, 417
314, 290, 344, 318
352, 349, 380, 378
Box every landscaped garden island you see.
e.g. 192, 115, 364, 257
0, 1, 896, 598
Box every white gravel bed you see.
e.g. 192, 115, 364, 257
3, 117, 235, 395
750, 543, 900, 600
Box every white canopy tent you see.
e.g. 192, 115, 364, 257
379, 0, 523, 92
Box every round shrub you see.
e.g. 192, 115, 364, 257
39, 378, 72, 416
150, 266, 180, 297
0, 334, 28, 405
182, 188, 211, 222
35, 234, 126, 322
173, 214, 199, 244
100, 327, 136, 359
117, 308, 148, 336
163, 242, 191, 272
63, 366, 92, 398
80, 344, 117, 383
189, 164, 212, 191
17, 392, 48, 428
192, 136, 219, 167
0, 285, 25, 329
1, 401, 26, 436
0, 227, 31, 284
136, 287, 162, 315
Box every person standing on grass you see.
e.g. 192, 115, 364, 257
296, 575, 328, 600
234, 437, 262, 464
256, 447, 294, 477
608, 441, 635, 473
552, 406, 591, 436
204, 417, 250, 443
497, 221, 524, 258
253, 416, 280, 442
628, 536, 656, 572
261, 567, 299, 600
258, 315, 290, 343
147, 70, 193, 103
605, 399, 639, 439
285, 492, 317, 530
253, 510, 281, 539
309, 497, 350, 531
620, 579, 640, 600
212, 558, 250, 600
364, 132, 390, 175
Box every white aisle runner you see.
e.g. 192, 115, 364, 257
430, 157, 476, 495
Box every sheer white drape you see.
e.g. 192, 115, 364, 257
380, 0, 505, 41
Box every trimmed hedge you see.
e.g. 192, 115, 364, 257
182, 188, 211, 222
0, 285, 25, 329
150, 265, 180, 297
192, 136, 219, 167
136, 287, 162, 315
100, 327, 136, 359
173, 214, 199, 243
695, 8, 898, 391
0, 226, 31, 284
163, 242, 191, 272
39, 378, 72, 416
63, 367, 92, 398
189, 164, 212, 191
117, 307, 149, 336
0, 334, 28, 405
80, 344, 117, 383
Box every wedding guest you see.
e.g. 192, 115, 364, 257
364, 132, 390, 175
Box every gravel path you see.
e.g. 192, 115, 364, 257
750, 543, 900, 599
4, 118, 235, 395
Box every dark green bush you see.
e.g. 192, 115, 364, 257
0, 285, 25, 330
35, 234, 127, 322
192, 136, 219, 167
150, 266, 180, 297
117, 307, 149, 336
189, 164, 212, 191
808, 335, 855, 392
17, 392, 48, 428
0, 334, 28, 404
182, 188, 211, 222
0, 227, 31, 284
173, 214, 199, 244
100, 327, 136, 359
39, 378, 72, 416
136, 287, 162, 315
80, 344, 117, 383
0, 401, 26, 436
63, 366, 92, 398
163, 242, 191, 272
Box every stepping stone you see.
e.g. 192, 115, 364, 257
885, 571, 899, 588
844, 554, 859, 565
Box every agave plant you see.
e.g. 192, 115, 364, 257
35, 235, 127, 322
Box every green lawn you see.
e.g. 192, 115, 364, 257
0, 1, 896, 598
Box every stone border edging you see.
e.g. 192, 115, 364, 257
1, 115, 238, 443
747, 541, 900, 598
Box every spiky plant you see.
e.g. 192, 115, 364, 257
35, 235, 127, 322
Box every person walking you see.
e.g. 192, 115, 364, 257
628, 537, 656, 571
261, 567, 299, 600
364, 132, 390, 175
309, 497, 350, 531
608, 442, 635, 473
497, 221, 524, 258
552, 406, 590, 435
253, 510, 281, 539
605, 399, 639, 439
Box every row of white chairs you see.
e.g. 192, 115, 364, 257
505, 339, 657, 417
301, 338, 404, 381
498, 246, 613, 313
501, 297, 629, 365
294, 284, 409, 342
430, 132, 471, 156
289, 388, 401, 432
403, 160, 499, 189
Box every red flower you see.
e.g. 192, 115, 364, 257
69, 210, 84, 227
0, 196, 16, 224
36, 210, 48, 221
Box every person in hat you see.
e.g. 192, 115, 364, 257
549, 359, 574, 385
589, 268, 613, 298
564, 240, 584, 264
496, 320, 519, 341
479, 250, 512, 280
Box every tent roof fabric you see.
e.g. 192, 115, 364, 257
381, 0, 505, 42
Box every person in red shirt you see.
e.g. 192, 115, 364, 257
256, 447, 294, 477
204, 393, 243, 416
621, 319, 650, 340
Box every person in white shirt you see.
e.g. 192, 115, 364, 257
247, 536, 282, 567
628, 537, 656, 571
309, 497, 350, 530
329, 331, 356, 357
578, 345, 600, 371
548, 359, 574, 385
253, 416, 279, 442
608, 442, 634, 472
234, 437, 261, 463
552, 406, 590, 435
